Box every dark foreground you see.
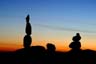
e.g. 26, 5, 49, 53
0, 46, 96, 64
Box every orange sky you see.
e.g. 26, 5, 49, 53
0, 36, 96, 52
1, 24, 96, 52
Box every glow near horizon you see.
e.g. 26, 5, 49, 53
0, 0, 96, 51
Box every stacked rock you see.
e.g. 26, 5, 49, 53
23, 15, 32, 48
69, 33, 81, 50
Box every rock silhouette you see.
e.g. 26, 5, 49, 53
47, 43, 56, 53
23, 35, 32, 48
69, 33, 81, 50
23, 15, 32, 48
25, 15, 32, 35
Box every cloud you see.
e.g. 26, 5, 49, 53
33, 24, 96, 34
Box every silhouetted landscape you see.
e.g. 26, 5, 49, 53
0, 15, 96, 64
0, 46, 96, 64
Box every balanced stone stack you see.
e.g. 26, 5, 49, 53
23, 15, 32, 48
69, 33, 81, 50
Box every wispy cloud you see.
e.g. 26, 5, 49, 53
33, 24, 96, 33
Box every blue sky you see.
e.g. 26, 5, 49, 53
1, 0, 96, 26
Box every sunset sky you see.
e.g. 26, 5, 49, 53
0, 0, 96, 51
